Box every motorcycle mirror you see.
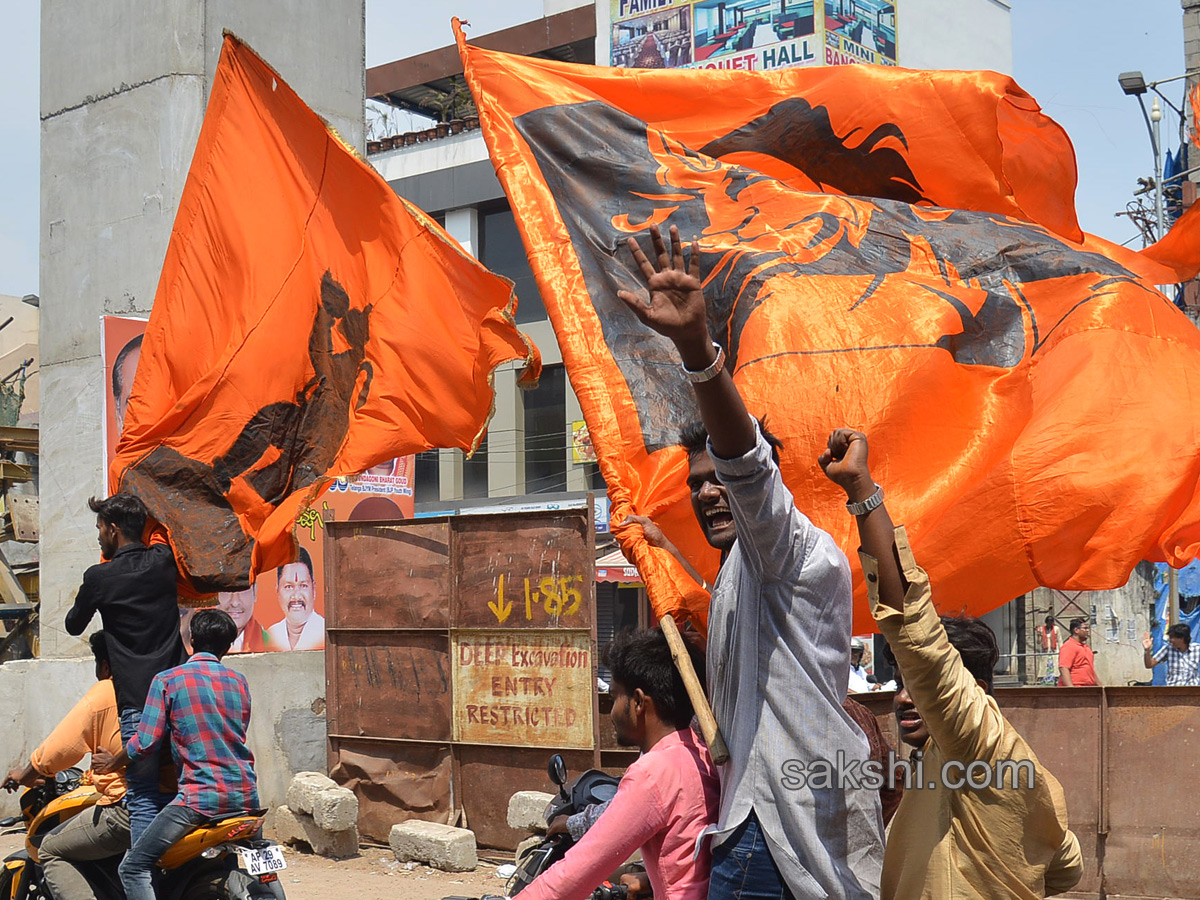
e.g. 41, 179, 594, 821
548, 754, 567, 787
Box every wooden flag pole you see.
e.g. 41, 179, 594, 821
660, 613, 729, 765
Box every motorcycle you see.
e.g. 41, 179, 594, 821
506, 754, 631, 899
0, 769, 287, 900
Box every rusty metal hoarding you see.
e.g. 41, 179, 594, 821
325, 509, 600, 849
855, 686, 1200, 899
453, 630, 594, 747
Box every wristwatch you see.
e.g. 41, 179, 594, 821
846, 484, 884, 516
682, 342, 726, 383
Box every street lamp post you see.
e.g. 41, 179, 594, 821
1151, 96, 1164, 242
1118, 71, 1164, 241
1119, 68, 1200, 244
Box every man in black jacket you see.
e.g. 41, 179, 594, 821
65, 492, 185, 847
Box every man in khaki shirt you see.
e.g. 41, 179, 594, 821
819, 428, 1083, 899
3, 632, 130, 900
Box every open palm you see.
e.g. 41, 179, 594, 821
617, 224, 709, 346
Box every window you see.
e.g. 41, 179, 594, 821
597, 584, 645, 684
524, 365, 567, 493
463, 436, 489, 499
585, 462, 607, 493
480, 206, 547, 324
414, 451, 440, 505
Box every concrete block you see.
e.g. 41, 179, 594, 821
389, 820, 478, 873
273, 805, 306, 845
274, 805, 359, 860
506, 790, 554, 833
514, 835, 543, 865
286, 772, 338, 815
312, 786, 359, 832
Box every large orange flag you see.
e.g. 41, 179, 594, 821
457, 24, 1200, 631
112, 35, 539, 595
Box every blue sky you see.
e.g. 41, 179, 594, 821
0, 0, 1189, 297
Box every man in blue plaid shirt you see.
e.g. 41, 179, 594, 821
96, 608, 259, 900
1143, 623, 1200, 686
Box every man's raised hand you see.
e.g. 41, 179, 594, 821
617, 224, 712, 366
818, 428, 875, 502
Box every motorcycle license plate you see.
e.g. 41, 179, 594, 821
239, 846, 287, 876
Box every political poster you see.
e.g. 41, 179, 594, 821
101, 315, 150, 474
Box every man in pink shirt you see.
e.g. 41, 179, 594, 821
520, 627, 719, 900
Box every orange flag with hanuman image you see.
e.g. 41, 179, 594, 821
456, 21, 1200, 632
112, 34, 540, 596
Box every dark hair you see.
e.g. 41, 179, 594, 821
603, 627, 705, 730
276, 545, 314, 584
1168, 622, 1192, 644
680, 416, 784, 466
87, 493, 148, 541
1044, 615, 1055, 626
112, 334, 143, 400
89, 631, 110, 667
1068, 617, 1088, 634
883, 615, 1000, 692
190, 608, 238, 656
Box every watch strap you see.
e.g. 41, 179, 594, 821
846, 484, 884, 516
682, 342, 726, 383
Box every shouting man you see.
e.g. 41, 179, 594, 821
820, 427, 1082, 899
618, 224, 883, 900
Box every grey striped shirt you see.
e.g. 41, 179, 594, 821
705, 424, 883, 900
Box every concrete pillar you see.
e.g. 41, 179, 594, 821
443, 207, 479, 258
39, 1, 365, 657
441, 208, 473, 504
439, 448, 464, 502
489, 364, 525, 498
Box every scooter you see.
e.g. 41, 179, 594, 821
506, 754, 626, 898
0, 769, 287, 900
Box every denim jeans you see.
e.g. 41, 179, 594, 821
708, 813, 796, 900
117, 803, 205, 900
118, 708, 174, 847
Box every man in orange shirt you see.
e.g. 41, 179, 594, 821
3, 632, 130, 900
1058, 618, 1100, 687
